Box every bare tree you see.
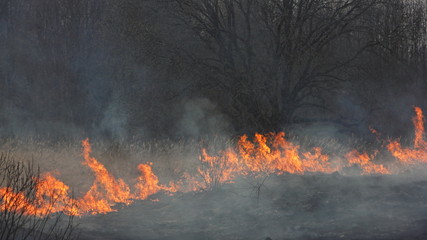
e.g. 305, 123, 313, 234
344, 0, 427, 134
171, 0, 380, 133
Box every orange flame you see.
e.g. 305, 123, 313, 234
0, 172, 76, 216
302, 147, 337, 173
77, 138, 132, 214
134, 162, 176, 199
0, 139, 175, 216
196, 132, 338, 187
345, 150, 389, 175
387, 107, 427, 163
2, 107, 427, 217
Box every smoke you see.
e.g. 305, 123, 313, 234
177, 98, 231, 138
3, 106, 427, 239
74, 172, 427, 240
98, 94, 129, 142
0, 1, 427, 239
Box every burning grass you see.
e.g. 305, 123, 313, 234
0, 154, 78, 240
1, 107, 427, 230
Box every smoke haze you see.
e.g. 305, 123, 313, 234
1, 0, 427, 239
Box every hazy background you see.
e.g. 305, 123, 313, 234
0, 0, 426, 141
1, 2, 427, 239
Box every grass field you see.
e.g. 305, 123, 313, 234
1, 130, 427, 239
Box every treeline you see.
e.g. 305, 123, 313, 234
0, 0, 426, 139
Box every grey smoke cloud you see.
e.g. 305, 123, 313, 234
177, 98, 230, 138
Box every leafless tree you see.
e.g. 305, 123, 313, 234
171, 0, 381, 133
0, 0, 426, 137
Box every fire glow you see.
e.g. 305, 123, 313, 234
1, 107, 427, 217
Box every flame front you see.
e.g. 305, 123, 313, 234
2, 107, 427, 216
345, 150, 389, 175
0, 139, 173, 216
77, 138, 132, 215
387, 107, 427, 163
193, 107, 427, 185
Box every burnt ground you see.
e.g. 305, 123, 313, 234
76, 172, 427, 240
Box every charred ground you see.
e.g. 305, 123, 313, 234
77, 173, 427, 240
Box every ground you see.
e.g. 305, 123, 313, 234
76, 172, 427, 240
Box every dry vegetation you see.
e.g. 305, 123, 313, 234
0, 153, 78, 240
0, 132, 403, 193
0, 138, 202, 198
1, 131, 427, 239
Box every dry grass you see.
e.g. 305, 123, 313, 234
0, 132, 404, 194
0, 138, 203, 195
